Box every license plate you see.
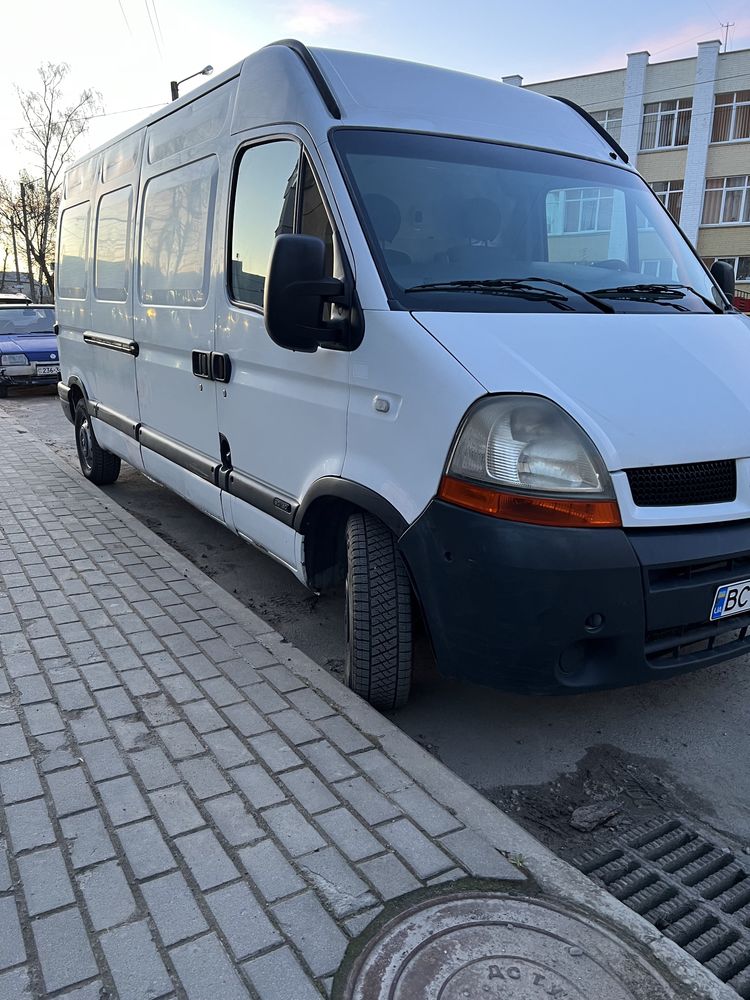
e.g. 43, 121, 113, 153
710, 579, 750, 620
36, 365, 59, 376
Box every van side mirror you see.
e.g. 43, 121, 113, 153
264, 234, 346, 353
710, 260, 735, 301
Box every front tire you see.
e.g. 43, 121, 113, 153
345, 513, 412, 709
74, 399, 121, 485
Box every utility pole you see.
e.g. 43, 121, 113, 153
721, 22, 735, 52
19, 183, 36, 302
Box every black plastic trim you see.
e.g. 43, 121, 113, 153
296, 477, 408, 538
552, 96, 629, 164
91, 403, 140, 440
83, 331, 139, 356
266, 39, 342, 119
227, 470, 298, 527
138, 427, 220, 484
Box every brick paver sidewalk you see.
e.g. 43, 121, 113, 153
0, 414, 528, 999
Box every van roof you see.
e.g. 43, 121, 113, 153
68, 41, 626, 178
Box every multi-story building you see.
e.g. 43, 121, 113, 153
508, 42, 750, 294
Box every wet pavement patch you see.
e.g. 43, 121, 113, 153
577, 815, 750, 997
334, 890, 676, 998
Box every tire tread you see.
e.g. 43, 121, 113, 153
345, 513, 412, 709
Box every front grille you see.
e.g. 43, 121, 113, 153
627, 460, 736, 507
646, 611, 750, 666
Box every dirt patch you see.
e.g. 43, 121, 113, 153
488, 743, 729, 861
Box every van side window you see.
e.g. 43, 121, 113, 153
300, 157, 334, 277
58, 201, 91, 300
140, 157, 218, 307
229, 140, 300, 307
95, 187, 132, 302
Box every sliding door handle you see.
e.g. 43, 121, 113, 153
211, 353, 231, 384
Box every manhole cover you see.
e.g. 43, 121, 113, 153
337, 892, 676, 999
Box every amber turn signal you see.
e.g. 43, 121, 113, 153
437, 475, 622, 528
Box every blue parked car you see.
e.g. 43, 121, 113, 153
0, 301, 59, 398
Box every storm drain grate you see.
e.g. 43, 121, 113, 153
575, 816, 750, 997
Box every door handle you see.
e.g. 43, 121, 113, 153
192, 351, 212, 378
192, 351, 231, 382
211, 353, 231, 383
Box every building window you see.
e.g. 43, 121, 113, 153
702, 176, 750, 225
703, 256, 750, 281
641, 98, 692, 150
712, 91, 750, 143
547, 188, 614, 234
591, 107, 623, 142
651, 180, 684, 222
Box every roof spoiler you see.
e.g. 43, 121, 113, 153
265, 39, 342, 120
551, 96, 629, 164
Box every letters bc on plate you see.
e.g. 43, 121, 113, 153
711, 578, 750, 620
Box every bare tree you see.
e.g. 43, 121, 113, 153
0, 63, 101, 299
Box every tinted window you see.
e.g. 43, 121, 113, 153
95, 187, 132, 302
300, 157, 334, 277
229, 140, 299, 307
140, 157, 217, 307
58, 202, 90, 299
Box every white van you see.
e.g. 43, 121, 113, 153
57, 41, 747, 709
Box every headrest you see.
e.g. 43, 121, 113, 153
460, 197, 502, 243
363, 193, 402, 244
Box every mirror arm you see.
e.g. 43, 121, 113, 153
287, 277, 346, 303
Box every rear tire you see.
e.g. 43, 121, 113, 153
74, 398, 121, 485
345, 512, 412, 709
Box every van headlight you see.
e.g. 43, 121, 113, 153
447, 395, 613, 496
1, 354, 28, 366
440, 396, 619, 527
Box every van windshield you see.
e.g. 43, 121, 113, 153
332, 129, 726, 314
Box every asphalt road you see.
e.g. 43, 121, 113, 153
4, 389, 749, 860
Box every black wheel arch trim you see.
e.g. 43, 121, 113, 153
296, 477, 409, 538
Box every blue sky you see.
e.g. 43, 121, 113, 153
1, 0, 748, 175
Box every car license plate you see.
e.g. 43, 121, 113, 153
36, 365, 59, 376
710, 579, 750, 620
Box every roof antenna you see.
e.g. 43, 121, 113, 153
721, 22, 735, 52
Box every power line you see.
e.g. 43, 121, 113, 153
115, 0, 133, 36
7, 101, 167, 135
537, 66, 750, 113
143, 0, 163, 59
150, 0, 165, 48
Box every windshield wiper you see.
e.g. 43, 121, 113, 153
590, 283, 724, 314
404, 277, 614, 314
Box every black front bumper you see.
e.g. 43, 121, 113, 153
0, 373, 60, 389
399, 499, 750, 694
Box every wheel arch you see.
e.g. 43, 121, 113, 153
296, 478, 409, 591
65, 375, 89, 421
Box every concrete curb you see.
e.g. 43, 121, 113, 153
24, 418, 735, 999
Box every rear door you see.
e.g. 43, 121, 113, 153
86, 132, 144, 469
